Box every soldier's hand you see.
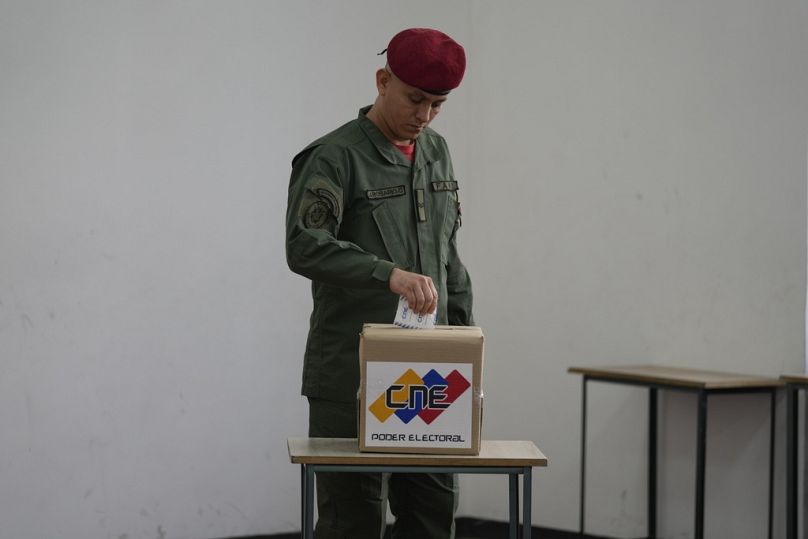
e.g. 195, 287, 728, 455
389, 268, 438, 316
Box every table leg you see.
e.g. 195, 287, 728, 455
786, 385, 797, 539
649, 387, 657, 539
509, 473, 518, 539
695, 390, 707, 539
300, 465, 306, 539
579, 375, 588, 535
768, 388, 775, 539
304, 465, 315, 539
523, 466, 532, 539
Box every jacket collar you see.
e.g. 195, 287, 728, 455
357, 106, 437, 170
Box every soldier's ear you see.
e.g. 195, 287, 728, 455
376, 68, 391, 96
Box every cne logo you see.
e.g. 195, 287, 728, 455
369, 368, 471, 424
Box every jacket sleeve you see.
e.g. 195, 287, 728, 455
445, 210, 474, 326
286, 145, 396, 288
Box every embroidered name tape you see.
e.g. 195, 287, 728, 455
367, 185, 406, 200
431, 181, 458, 192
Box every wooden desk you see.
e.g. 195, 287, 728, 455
783, 374, 808, 539
288, 438, 547, 539
568, 364, 782, 539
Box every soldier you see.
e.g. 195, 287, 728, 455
286, 28, 474, 539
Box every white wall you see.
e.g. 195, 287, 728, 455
0, 1, 806, 539
459, 2, 807, 538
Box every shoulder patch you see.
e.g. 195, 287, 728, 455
315, 188, 341, 218
366, 185, 406, 200
304, 201, 331, 229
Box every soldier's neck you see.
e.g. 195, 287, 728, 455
366, 105, 413, 147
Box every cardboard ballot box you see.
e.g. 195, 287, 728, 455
358, 324, 484, 455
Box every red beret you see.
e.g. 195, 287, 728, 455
385, 28, 466, 95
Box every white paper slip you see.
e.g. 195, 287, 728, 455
393, 295, 436, 329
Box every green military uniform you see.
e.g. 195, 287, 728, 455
286, 106, 474, 539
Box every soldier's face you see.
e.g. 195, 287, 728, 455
377, 69, 447, 144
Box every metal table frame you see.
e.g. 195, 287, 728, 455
289, 438, 545, 539
786, 379, 808, 539
578, 374, 777, 539
299, 463, 534, 539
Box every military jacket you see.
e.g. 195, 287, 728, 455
286, 106, 474, 403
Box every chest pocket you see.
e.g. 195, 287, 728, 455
371, 202, 413, 270
431, 180, 461, 236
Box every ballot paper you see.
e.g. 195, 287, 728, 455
393, 295, 436, 329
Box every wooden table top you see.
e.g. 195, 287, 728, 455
288, 438, 547, 467
568, 364, 782, 390
781, 373, 808, 385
